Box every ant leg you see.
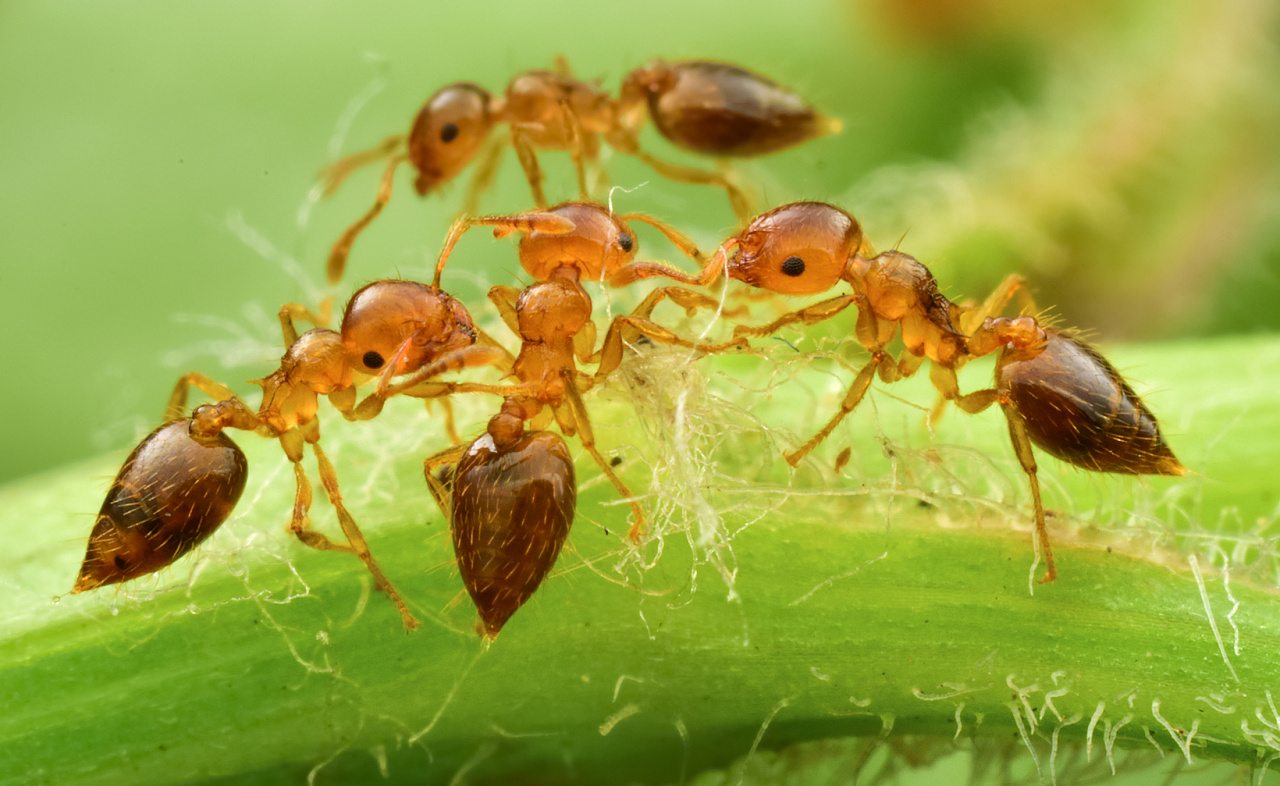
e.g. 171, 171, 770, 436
784, 307, 899, 466
423, 443, 470, 519
510, 126, 548, 207
927, 313, 1046, 425
435, 398, 463, 445
559, 97, 591, 200
558, 370, 647, 542
784, 350, 895, 467
896, 351, 925, 380
927, 372, 1055, 581
1004, 410, 1055, 583
956, 274, 1035, 336
608, 235, 740, 289
593, 315, 747, 383
318, 133, 406, 197
732, 294, 859, 339
551, 54, 574, 78
487, 285, 524, 337
966, 398, 1055, 584
278, 300, 332, 345
306, 432, 420, 630
965, 316, 1047, 359
165, 373, 240, 421
582, 134, 608, 198
628, 145, 752, 224
326, 153, 406, 285
587, 287, 729, 365
475, 326, 517, 371
278, 426, 352, 555
631, 286, 726, 319
573, 319, 598, 365
459, 135, 509, 218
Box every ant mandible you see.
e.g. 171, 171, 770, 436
683, 201, 1185, 582
73, 280, 506, 631
320, 58, 839, 284
356, 201, 736, 637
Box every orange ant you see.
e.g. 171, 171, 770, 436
351, 201, 736, 637
73, 280, 506, 631
320, 58, 839, 284
680, 201, 1185, 582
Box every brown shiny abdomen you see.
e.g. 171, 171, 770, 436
73, 420, 249, 593
996, 331, 1185, 475
451, 430, 576, 638
648, 61, 828, 157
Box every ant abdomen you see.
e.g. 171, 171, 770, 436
628, 60, 838, 157
996, 330, 1186, 476
451, 430, 576, 638
73, 420, 249, 593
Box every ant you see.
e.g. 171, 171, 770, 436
681, 201, 1185, 582
358, 200, 737, 637
320, 58, 839, 284
73, 280, 506, 631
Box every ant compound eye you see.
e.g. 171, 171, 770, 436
113, 555, 129, 570
440, 122, 459, 143
617, 232, 633, 253
363, 351, 385, 369
781, 256, 806, 277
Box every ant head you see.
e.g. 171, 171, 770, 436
726, 202, 861, 295
407, 82, 496, 195
340, 280, 477, 377
517, 202, 635, 283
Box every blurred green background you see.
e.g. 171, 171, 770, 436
2, 0, 1277, 486
3, 1, 1280, 784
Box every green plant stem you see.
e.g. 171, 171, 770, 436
1, 335, 1277, 785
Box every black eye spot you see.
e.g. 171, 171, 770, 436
617, 232, 633, 253
113, 556, 129, 571
363, 351, 385, 369
781, 256, 806, 277
440, 122, 459, 143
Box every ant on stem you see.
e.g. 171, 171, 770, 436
320, 58, 839, 284
668, 201, 1185, 582
73, 280, 506, 631
366, 200, 740, 637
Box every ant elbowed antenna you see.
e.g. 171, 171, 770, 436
73, 280, 507, 631
319, 58, 840, 285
